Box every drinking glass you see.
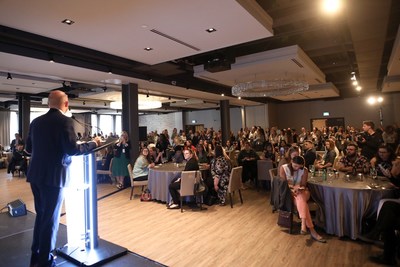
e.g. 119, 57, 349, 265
327, 168, 334, 183
309, 165, 315, 177
370, 168, 377, 180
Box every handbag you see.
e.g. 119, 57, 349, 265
193, 171, 207, 195
277, 210, 293, 228
140, 188, 152, 202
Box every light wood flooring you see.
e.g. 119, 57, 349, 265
0, 168, 388, 267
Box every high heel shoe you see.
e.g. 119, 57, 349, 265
311, 233, 326, 243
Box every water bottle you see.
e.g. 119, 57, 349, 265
322, 169, 327, 181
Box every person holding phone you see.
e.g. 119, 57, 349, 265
112, 131, 131, 189
279, 156, 326, 243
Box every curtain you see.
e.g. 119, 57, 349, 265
0, 111, 11, 149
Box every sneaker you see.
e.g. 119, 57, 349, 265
167, 203, 180, 209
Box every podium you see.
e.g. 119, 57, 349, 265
58, 139, 127, 266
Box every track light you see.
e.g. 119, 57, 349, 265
146, 92, 149, 98
83, 101, 86, 105
7, 73, 12, 80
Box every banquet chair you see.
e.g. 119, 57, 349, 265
179, 170, 202, 212
257, 159, 274, 190
127, 164, 148, 200
228, 166, 243, 208
96, 158, 113, 184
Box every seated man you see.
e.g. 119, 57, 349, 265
337, 142, 368, 173
7, 143, 28, 174
168, 149, 199, 209
237, 140, 259, 185
303, 140, 317, 169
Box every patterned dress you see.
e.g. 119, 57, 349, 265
211, 156, 231, 204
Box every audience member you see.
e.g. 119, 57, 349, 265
7, 143, 28, 174
315, 139, 337, 170
149, 146, 163, 164
112, 131, 131, 189
237, 140, 259, 185
279, 156, 326, 242
357, 120, 383, 160
210, 145, 231, 206
10, 133, 24, 152
303, 140, 317, 169
370, 145, 400, 187
168, 149, 199, 209
132, 147, 155, 181
337, 142, 368, 173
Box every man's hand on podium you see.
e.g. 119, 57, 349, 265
93, 136, 102, 147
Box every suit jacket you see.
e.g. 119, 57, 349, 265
26, 108, 97, 187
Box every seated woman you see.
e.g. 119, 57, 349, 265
211, 145, 231, 205
314, 139, 337, 170
277, 146, 300, 173
262, 142, 276, 162
132, 147, 155, 181
279, 156, 326, 243
196, 144, 209, 164
370, 145, 400, 187
171, 146, 184, 163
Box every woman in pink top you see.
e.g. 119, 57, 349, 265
279, 156, 326, 243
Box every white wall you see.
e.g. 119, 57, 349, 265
244, 105, 269, 129
183, 107, 243, 133
139, 112, 183, 133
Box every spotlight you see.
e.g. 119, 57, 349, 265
83, 101, 86, 105
7, 73, 12, 80
146, 92, 149, 98
168, 96, 171, 100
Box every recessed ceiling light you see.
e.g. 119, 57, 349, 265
206, 28, 217, 33
144, 47, 153, 51
221, 93, 224, 96
62, 19, 75, 25
356, 86, 362, 91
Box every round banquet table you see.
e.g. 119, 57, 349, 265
148, 163, 184, 204
148, 163, 210, 204
307, 172, 397, 240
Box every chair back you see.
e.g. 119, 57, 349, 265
180, 170, 199, 197
257, 160, 274, 181
228, 166, 243, 193
268, 168, 278, 181
127, 163, 148, 187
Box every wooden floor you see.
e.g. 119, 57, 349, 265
0, 168, 388, 267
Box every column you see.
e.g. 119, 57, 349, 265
122, 83, 139, 161
220, 100, 230, 145
18, 93, 30, 142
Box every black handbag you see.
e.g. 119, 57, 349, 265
193, 171, 207, 195
277, 210, 293, 229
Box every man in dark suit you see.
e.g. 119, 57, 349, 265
26, 90, 100, 267
168, 148, 199, 209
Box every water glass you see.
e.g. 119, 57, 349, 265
370, 168, 377, 180
309, 165, 315, 176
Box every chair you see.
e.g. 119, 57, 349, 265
96, 158, 113, 184
127, 164, 148, 200
179, 170, 202, 212
227, 166, 243, 208
257, 159, 274, 190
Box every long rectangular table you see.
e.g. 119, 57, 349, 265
307, 173, 397, 240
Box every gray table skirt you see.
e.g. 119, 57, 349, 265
308, 176, 396, 239
148, 164, 183, 203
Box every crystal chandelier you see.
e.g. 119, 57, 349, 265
232, 79, 309, 97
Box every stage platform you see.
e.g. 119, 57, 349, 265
0, 211, 166, 267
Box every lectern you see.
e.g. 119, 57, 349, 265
58, 139, 127, 266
